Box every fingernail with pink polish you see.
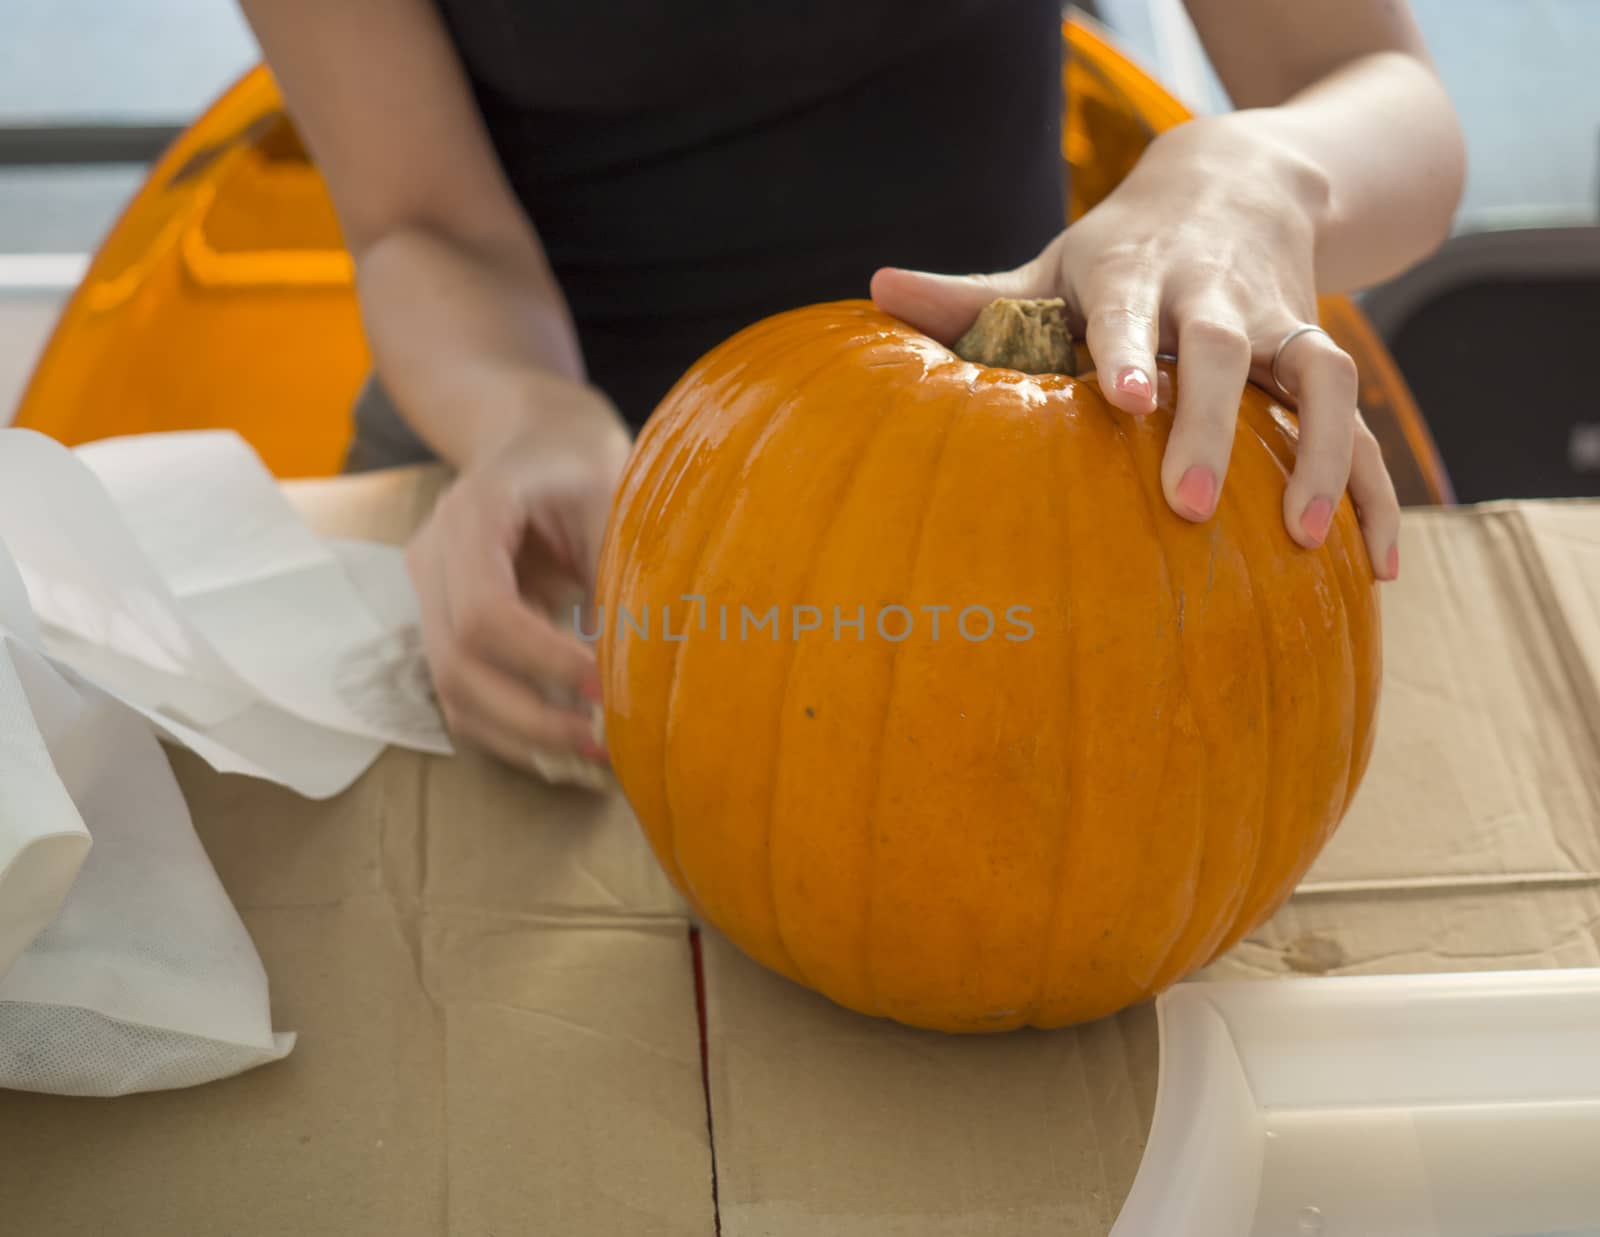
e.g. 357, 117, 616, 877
580, 677, 604, 703
1300, 497, 1335, 545
1115, 367, 1154, 407
1175, 466, 1217, 520
1384, 544, 1400, 580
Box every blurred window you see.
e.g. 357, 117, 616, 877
0, 1, 260, 255
1093, 0, 1600, 233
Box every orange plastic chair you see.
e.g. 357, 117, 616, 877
13, 68, 369, 478
16, 15, 1453, 503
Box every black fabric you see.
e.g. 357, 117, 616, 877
428, 0, 1067, 431
346, 374, 435, 473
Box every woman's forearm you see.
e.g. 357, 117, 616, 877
354, 225, 613, 468
1203, 50, 1466, 296
234, 0, 617, 468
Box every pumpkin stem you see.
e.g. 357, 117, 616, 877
951, 297, 1079, 376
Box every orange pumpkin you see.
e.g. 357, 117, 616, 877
595, 298, 1381, 1033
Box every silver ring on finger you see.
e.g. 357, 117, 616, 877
1269, 323, 1332, 399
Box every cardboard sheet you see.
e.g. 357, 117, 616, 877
1209, 505, 1600, 984
1, 467, 1595, 1236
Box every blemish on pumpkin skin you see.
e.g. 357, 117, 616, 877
804, 706, 816, 719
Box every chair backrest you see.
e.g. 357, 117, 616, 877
12, 67, 369, 478
15, 16, 1455, 503
1360, 225, 1600, 502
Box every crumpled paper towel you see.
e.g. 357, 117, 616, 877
0, 541, 90, 981
0, 536, 293, 1096
0, 428, 450, 799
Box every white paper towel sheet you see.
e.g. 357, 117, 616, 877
0, 428, 451, 799
0, 624, 295, 1095
0, 543, 90, 982
0, 427, 462, 1094
0, 524, 294, 1095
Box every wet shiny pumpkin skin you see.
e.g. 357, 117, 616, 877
595, 300, 1381, 1033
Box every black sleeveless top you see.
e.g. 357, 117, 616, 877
353, 0, 1066, 459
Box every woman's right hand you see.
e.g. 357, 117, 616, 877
406, 383, 631, 774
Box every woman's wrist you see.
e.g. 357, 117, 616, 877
457, 364, 628, 469
354, 220, 620, 469
1143, 112, 1335, 273
1156, 53, 1463, 294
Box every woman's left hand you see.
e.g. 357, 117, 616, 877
871, 113, 1401, 582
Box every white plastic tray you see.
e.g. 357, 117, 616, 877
1110, 968, 1600, 1237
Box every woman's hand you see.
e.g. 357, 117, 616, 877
406, 382, 631, 774
239, 0, 631, 762
871, 113, 1401, 582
